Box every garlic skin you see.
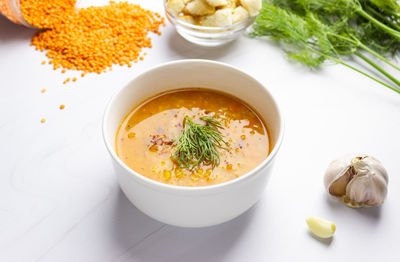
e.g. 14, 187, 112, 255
324, 154, 388, 207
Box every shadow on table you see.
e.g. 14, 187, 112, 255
307, 231, 334, 246
166, 29, 240, 60
111, 189, 255, 262
325, 194, 382, 222
0, 15, 36, 43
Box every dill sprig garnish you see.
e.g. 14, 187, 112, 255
172, 116, 229, 170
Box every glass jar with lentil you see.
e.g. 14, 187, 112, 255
0, 0, 30, 26
0, 0, 77, 28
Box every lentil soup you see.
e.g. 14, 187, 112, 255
116, 89, 270, 187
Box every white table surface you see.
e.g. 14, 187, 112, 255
1, 1, 400, 261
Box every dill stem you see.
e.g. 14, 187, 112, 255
357, 42, 400, 72
364, 5, 400, 32
304, 46, 400, 94
328, 33, 400, 72
356, 9, 400, 41
355, 51, 400, 88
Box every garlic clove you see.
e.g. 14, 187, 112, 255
306, 216, 336, 238
328, 166, 354, 196
346, 156, 388, 207
347, 175, 384, 206
323, 154, 353, 189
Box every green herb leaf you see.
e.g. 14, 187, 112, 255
172, 116, 229, 170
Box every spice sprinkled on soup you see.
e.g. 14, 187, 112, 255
116, 89, 270, 186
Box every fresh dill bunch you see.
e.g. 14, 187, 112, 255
366, 24, 400, 56
251, 3, 326, 67
295, 0, 400, 40
250, 1, 400, 93
359, 1, 400, 55
251, 2, 310, 43
172, 116, 229, 170
266, 0, 306, 15
295, 1, 400, 59
296, 0, 360, 17
351, 16, 400, 56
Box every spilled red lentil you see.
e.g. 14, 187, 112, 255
30, 1, 165, 74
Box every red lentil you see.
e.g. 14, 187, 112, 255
31, 1, 165, 74
63, 78, 71, 84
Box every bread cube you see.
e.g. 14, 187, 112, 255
240, 0, 261, 16
200, 8, 233, 27
166, 0, 186, 16
185, 0, 215, 16
178, 15, 196, 24
205, 0, 228, 7
232, 6, 249, 23
225, 0, 239, 9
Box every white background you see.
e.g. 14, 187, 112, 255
1, 1, 399, 261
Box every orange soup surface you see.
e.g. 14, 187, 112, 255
116, 89, 270, 186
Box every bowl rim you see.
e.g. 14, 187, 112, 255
102, 59, 284, 193
163, 0, 254, 32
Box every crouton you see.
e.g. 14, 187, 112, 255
205, 0, 228, 7
232, 6, 249, 24
225, 0, 239, 9
185, 0, 215, 16
166, 0, 186, 16
240, 0, 261, 16
200, 8, 233, 27
178, 15, 196, 24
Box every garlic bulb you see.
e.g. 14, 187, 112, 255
324, 154, 388, 207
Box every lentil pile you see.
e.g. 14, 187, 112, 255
16, 0, 164, 75
33, 1, 165, 74
1, 1, 165, 123
1, 0, 164, 74
31, 1, 164, 74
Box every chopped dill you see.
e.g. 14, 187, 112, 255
172, 116, 229, 170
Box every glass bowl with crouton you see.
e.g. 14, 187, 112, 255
164, 0, 261, 46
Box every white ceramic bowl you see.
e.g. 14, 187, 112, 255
103, 60, 283, 227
